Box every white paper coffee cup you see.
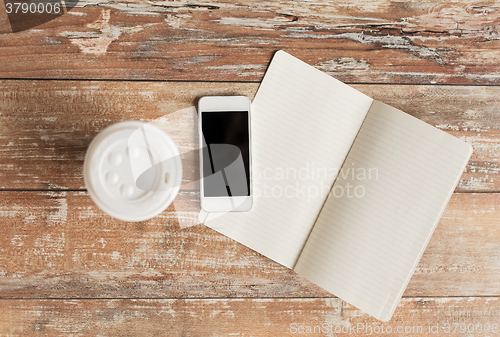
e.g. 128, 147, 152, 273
83, 121, 182, 222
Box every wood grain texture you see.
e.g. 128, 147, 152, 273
1, 0, 499, 328
0, 191, 498, 299
1, 0, 500, 83
0, 80, 498, 191
0, 297, 499, 336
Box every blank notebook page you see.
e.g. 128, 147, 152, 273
204, 51, 374, 268
294, 101, 472, 320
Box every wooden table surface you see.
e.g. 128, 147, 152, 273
1, 0, 500, 336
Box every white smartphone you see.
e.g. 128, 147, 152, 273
198, 96, 252, 212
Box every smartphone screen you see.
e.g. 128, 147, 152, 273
201, 111, 250, 197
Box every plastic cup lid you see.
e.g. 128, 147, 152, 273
83, 121, 182, 222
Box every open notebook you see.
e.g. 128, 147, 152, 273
203, 50, 472, 321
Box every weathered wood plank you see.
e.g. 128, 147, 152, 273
1, 1, 500, 83
0, 80, 256, 190
0, 191, 498, 298
0, 190, 326, 299
0, 297, 499, 336
0, 80, 497, 191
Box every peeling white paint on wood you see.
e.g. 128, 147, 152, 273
60, 9, 147, 55
45, 192, 68, 226
317, 57, 370, 71
1, 0, 500, 82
